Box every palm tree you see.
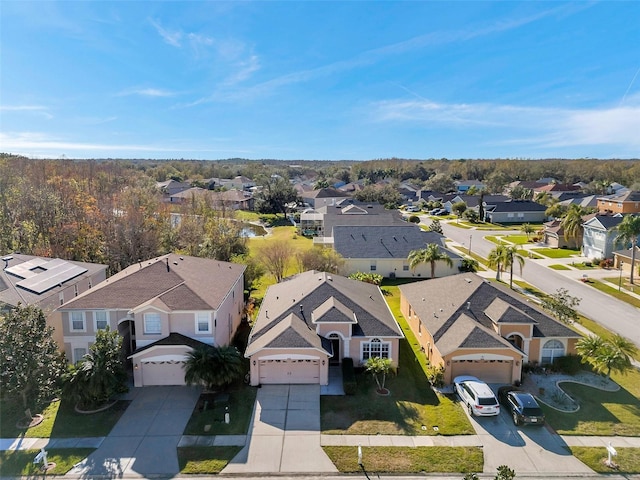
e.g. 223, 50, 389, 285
576, 335, 606, 360
487, 244, 507, 281
615, 214, 640, 284
520, 223, 534, 241
184, 345, 244, 391
576, 334, 637, 379
560, 204, 587, 249
408, 243, 453, 279
184, 346, 215, 390
501, 245, 525, 289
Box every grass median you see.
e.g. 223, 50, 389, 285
0, 448, 95, 476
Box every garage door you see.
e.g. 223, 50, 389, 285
450, 359, 513, 384
141, 360, 186, 386
259, 359, 320, 384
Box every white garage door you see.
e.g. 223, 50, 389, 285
141, 360, 186, 386
259, 359, 320, 384
450, 359, 513, 384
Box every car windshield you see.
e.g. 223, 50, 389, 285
479, 396, 497, 406
522, 407, 544, 416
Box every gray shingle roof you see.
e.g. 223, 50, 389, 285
486, 200, 546, 213
246, 271, 403, 356
332, 225, 459, 260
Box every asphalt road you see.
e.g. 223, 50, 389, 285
438, 220, 640, 348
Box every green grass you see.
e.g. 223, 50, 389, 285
321, 284, 473, 436
183, 383, 257, 436
570, 447, 640, 473
177, 446, 242, 474
446, 221, 473, 229
531, 247, 581, 259
573, 263, 596, 270
0, 398, 129, 438
501, 234, 531, 245
585, 280, 640, 309
549, 264, 571, 270
323, 446, 483, 473
0, 448, 95, 476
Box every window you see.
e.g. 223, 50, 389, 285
507, 213, 514, 218
70, 312, 85, 332
144, 312, 162, 334
94, 311, 108, 330
73, 348, 87, 363
541, 339, 565, 364
196, 312, 211, 333
370, 262, 377, 271
362, 338, 390, 361
403, 264, 409, 271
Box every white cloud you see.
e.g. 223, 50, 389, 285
115, 87, 177, 98
149, 18, 182, 47
0, 105, 53, 119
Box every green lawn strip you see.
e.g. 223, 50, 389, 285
531, 248, 581, 259
446, 221, 472, 229
570, 447, 640, 473
0, 448, 95, 476
573, 263, 597, 270
586, 279, 640, 309
183, 384, 257, 436
177, 446, 242, 474
0, 398, 129, 438
323, 446, 483, 473
321, 283, 473, 436
501, 235, 530, 245
549, 264, 571, 270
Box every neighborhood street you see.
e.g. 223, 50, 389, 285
439, 220, 640, 348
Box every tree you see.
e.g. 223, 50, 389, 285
425, 173, 455, 193
495, 465, 516, 480
459, 258, 479, 273
258, 240, 295, 282
184, 345, 244, 391
560, 204, 587, 249
577, 334, 637, 379
365, 357, 395, 393
64, 327, 127, 409
615, 214, 640, 284
545, 203, 567, 219
428, 219, 443, 234
296, 247, 344, 274
408, 243, 453, 279
463, 209, 480, 223
452, 201, 467, 220
348, 272, 383, 285
0, 305, 66, 409
501, 245, 525, 289
354, 184, 402, 208
254, 176, 299, 217
541, 288, 581, 324
520, 223, 534, 241
487, 244, 507, 281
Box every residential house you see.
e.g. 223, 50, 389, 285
533, 183, 582, 195
301, 187, 352, 208
597, 191, 640, 215
400, 274, 581, 384
245, 271, 404, 386
332, 224, 462, 278
484, 200, 547, 224
558, 194, 598, 210
455, 180, 486, 193
0, 254, 107, 349
209, 189, 254, 211
582, 213, 626, 260
543, 219, 580, 249
157, 179, 192, 197
612, 247, 640, 278
58, 254, 245, 387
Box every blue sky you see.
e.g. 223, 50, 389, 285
1, 1, 639, 160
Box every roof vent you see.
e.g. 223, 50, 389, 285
466, 302, 471, 310
327, 275, 332, 281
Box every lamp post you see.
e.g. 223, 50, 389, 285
468, 235, 472, 255
619, 261, 624, 291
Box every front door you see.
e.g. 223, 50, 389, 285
330, 338, 340, 365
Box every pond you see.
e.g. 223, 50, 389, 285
240, 222, 268, 237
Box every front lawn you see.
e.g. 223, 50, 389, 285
549, 264, 571, 270
570, 447, 640, 473
0, 398, 129, 438
587, 279, 640, 309
0, 448, 95, 476
183, 383, 257, 436
531, 247, 581, 259
323, 446, 483, 473
178, 446, 242, 474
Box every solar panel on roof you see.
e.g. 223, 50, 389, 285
15, 260, 88, 294
4, 258, 49, 279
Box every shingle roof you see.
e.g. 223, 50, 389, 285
332, 225, 459, 260
246, 271, 403, 356
60, 254, 245, 312
304, 188, 352, 199
583, 214, 625, 230
487, 200, 547, 213
598, 190, 640, 203
399, 274, 579, 355
131, 332, 213, 356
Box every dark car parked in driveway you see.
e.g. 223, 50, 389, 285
498, 386, 545, 426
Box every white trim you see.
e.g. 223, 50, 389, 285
69, 311, 86, 332
451, 353, 514, 361
129, 344, 195, 360
360, 337, 391, 362
143, 312, 162, 335
141, 354, 189, 364
195, 312, 212, 334
259, 354, 321, 360
93, 310, 109, 331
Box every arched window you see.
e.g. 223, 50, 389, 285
541, 339, 565, 364
507, 334, 523, 350
361, 337, 390, 361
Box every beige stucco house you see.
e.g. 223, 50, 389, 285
400, 274, 581, 385
245, 271, 404, 386
58, 254, 245, 387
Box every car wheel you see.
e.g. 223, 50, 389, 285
468, 404, 473, 416
512, 412, 521, 426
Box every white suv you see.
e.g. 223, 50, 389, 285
454, 375, 500, 417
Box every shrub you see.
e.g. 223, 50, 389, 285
408, 215, 420, 223
553, 354, 582, 375
341, 358, 357, 395
599, 258, 613, 269
426, 363, 445, 388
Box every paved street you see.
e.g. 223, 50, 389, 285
438, 220, 640, 348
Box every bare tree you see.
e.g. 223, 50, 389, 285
259, 240, 295, 282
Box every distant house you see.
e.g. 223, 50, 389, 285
581, 213, 626, 260
331, 224, 462, 279
400, 274, 581, 384
558, 194, 598, 209
543, 219, 580, 249
245, 271, 404, 386
58, 254, 245, 386
209, 189, 254, 211
612, 247, 640, 278
300, 187, 352, 208
455, 180, 486, 193
597, 191, 640, 215
0, 254, 108, 350
484, 200, 547, 224
533, 183, 581, 195
157, 179, 192, 197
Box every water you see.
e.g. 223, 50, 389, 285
240, 223, 267, 237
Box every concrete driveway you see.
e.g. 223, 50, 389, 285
69, 385, 201, 477
222, 384, 338, 474
463, 405, 593, 474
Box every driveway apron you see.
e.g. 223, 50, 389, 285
222, 384, 337, 474
68, 385, 201, 477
